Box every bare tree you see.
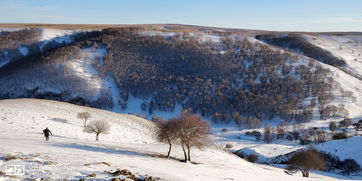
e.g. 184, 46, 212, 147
78, 112, 91, 127
288, 150, 325, 177
315, 130, 329, 143
276, 124, 286, 140
329, 121, 337, 132
173, 110, 211, 163
339, 118, 352, 129
84, 120, 110, 141
251, 130, 261, 141
156, 118, 178, 158
263, 122, 273, 143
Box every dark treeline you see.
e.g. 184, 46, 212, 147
0, 28, 42, 49
90, 28, 339, 124
0, 28, 102, 67
0, 28, 349, 125
255, 34, 346, 66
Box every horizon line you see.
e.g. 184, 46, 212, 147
0, 23, 361, 34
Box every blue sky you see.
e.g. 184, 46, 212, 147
1, 0, 361, 32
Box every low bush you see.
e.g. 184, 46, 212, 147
332, 133, 348, 140
247, 154, 258, 163
340, 159, 361, 175
225, 143, 233, 149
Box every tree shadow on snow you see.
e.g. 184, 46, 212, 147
52, 143, 147, 157
311, 170, 362, 180
149, 153, 202, 164
50, 118, 72, 124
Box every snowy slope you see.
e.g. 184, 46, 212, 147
39, 28, 86, 50
64, 48, 106, 101
0, 99, 157, 144
314, 136, 362, 167
0, 28, 86, 69
254, 33, 362, 120
315, 56, 362, 119
40, 29, 79, 42
0, 99, 350, 181
304, 34, 362, 78
213, 127, 305, 163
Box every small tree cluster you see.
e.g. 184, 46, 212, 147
332, 132, 348, 140
329, 121, 337, 132
341, 159, 361, 175
353, 120, 362, 131
156, 110, 211, 163
251, 130, 262, 141
276, 122, 287, 140
339, 118, 352, 129
77, 112, 111, 141
233, 114, 261, 129
263, 122, 273, 143
288, 150, 326, 177
318, 151, 361, 175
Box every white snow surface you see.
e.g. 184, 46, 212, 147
314, 136, 362, 166
104, 76, 122, 112
213, 127, 305, 163
305, 34, 362, 77
115, 94, 184, 120
64, 48, 106, 101
0, 99, 351, 181
140, 31, 176, 38
0, 28, 24, 32
40, 28, 78, 42
18, 46, 29, 56
39, 28, 89, 49
315, 59, 362, 119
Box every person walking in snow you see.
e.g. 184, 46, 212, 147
43, 127, 52, 141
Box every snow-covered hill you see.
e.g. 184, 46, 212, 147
1, 26, 362, 124
255, 32, 362, 120
304, 34, 362, 78
0, 99, 350, 180
314, 136, 362, 167
303, 34, 362, 119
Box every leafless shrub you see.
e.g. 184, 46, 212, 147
84, 120, 110, 141
332, 132, 348, 140
225, 143, 233, 150
156, 118, 178, 158
247, 154, 258, 163
77, 112, 91, 127
315, 130, 329, 143
329, 121, 337, 132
